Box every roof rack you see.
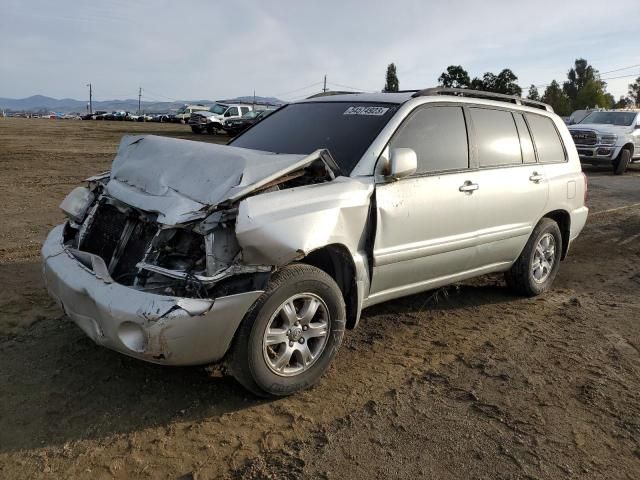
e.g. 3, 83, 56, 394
411, 87, 554, 112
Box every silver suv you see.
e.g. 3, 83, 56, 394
43, 88, 588, 396
568, 109, 640, 174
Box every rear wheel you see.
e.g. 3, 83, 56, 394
229, 264, 346, 397
505, 218, 562, 297
613, 148, 631, 175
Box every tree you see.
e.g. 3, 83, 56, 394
562, 58, 608, 110
527, 85, 540, 101
629, 76, 640, 106
438, 65, 471, 89
574, 79, 609, 109
614, 96, 633, 109
492, 69, 522, 96
541, 80, 571, 116
603, 93, 615, 109
383, 63, 399, 92
469, 69, 522, 96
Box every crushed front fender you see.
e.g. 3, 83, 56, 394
42, 225, 263, 366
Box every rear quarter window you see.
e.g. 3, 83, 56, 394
526, 114, 566, 164
513, 113, 536, 164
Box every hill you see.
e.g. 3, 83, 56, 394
0, 95, 284, 113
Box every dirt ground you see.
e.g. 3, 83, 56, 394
1, 118, 639, 479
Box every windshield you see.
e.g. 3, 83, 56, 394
209, 104, 228, 115
579, 111, 637, 126
230, 102, 398, 173
176, 106, 187, 114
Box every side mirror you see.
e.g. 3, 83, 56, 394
224, 111, 232, 117
387, 148, 417, 180
635, 123, 640, 130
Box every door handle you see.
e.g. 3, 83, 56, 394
459, 181, 479, 193
529, 172, 544, 183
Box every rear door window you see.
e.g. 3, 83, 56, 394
389, 106, 469, 174
526, 114, 566, 163
469, 107, 522, 167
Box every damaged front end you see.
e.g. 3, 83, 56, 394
61, 178, 272, 300
43, 135, 346, 365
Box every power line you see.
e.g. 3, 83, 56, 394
532, 62, 640, 89
142, 88, 178, 102
599, 64, 640, 76
327, 81, 370, 92
600, 72, 640, 81
274, 81, 324, 98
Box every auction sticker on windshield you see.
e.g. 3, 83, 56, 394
343, 106, 389, 116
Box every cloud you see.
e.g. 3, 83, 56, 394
1, 0, 638, 100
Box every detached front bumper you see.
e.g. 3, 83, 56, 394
42, 225, 262, 366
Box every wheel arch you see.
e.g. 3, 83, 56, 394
542, 209, 571, 260
621, 142, 634, 156
300, 244, 359, 330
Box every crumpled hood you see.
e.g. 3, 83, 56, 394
106, 135, 311, 225
569, 124, 632, 135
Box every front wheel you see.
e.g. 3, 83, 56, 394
505, 218, 562, 297
613, 149, 631, 175
190, 125, 203, 134
228, 264, 346, 397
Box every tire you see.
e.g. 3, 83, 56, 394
228, 264, 346, 397
613, 148, 631, 175
190, 126, 203, 134
505, 218, 562, 297
206, 125, 215, 134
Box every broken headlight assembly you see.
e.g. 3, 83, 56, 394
59, 186, 95, 224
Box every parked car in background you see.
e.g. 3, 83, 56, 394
189, 102, 254, 134
223, 109, 276, 136
175, 104, 208, 123
44, 87, 588, 397
93, 111, 108, 120
568, 109, 640, 174
151, 113, 175, 123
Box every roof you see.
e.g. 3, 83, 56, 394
300, 88, 558, 113
302, 92, 413, 104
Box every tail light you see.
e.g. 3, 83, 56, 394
582, 172, 588, 204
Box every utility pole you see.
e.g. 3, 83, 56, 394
138, 87, 142, 114
87, 83, 93, 114
323, 75, 327, 93
253, 89, 255, 108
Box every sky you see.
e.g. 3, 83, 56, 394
1, 0, 639, 103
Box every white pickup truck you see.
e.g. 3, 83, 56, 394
568, 110, 640, 174
188, 102, 254, 134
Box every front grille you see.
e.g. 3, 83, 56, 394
111, 220, 158, 283
80, 203, 129, 266
577, 149, 594, 157
189, 114, 207, 125
570, 130, 597, 146
80, 202, 159, 281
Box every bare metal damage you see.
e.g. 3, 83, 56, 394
42, 135, 374, 365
